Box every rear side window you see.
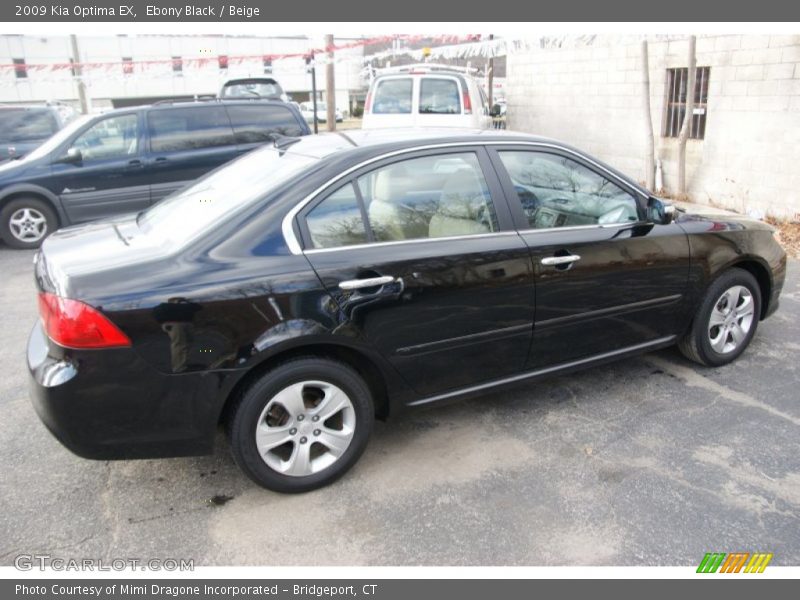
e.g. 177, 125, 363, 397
0, 109, 58, 142
371, 78, 413, 114
419, 78, 461, 114
303, 152, 498, 249
148, 106, 235, 153
225, 104, 305, 143
306, 183, 368, 249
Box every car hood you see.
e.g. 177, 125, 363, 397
0, 154, 32, 178
675, 210, 775, 234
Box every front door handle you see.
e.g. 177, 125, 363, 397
338, 275, 396, 290
541, 255, 581, 266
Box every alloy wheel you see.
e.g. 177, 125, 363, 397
254, 380, 356, 477
707, 285, 755, 354
9, 207, 48, 242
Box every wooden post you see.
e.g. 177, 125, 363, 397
641, 40, 655, 192
70, 35, 89, 114
677, 36, 696, 196
325, 34, 336, 132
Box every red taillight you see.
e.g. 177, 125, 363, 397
462, 87, 472, 114
38, 292, 131, 349
364, 89, 373, 113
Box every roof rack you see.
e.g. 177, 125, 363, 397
375, 63, 479, 75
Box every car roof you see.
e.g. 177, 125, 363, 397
281, 128, 650, 196
0, 104, 57, 111
284, 128, 556, 158
83, 99, 296, 116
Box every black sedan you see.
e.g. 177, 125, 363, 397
28, 129, 787, 492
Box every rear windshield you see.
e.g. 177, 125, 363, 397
139, 145, 317, 247
0, 108, 59, 143
372, 78, 413, 114
221, 81, 282, 99
419, 78, 461, 114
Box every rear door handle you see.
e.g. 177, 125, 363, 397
541, 255, 581, 266
338, 276, 396, 290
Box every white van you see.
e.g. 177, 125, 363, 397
362, 65, 492, 130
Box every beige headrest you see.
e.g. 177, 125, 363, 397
438, 169, 486, 219
373, 165, 412, 202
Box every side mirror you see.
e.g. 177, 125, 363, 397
646, 196, 675, 225
58, 147, 82, 165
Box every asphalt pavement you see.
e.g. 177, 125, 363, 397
1, 246, 798, 566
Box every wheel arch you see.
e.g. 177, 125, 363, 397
726, 256, 772, 320
218, 341, 392, 427
0, 184, 64, 227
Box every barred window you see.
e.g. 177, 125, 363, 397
663, 66, 710, 139
121, 57, 133, 75
13, 58, 27, 79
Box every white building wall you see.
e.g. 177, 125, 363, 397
0, 35, 364, 113
506, 34, 800, 218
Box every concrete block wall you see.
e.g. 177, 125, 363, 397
506, 35, 800, 218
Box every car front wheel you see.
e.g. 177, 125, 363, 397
678, 267, 761, 367
0, 197, 58, 249
227, 357, 374, 493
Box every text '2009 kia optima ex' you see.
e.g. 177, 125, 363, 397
28, 129, 786, 493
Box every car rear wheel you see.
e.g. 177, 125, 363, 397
227, 357, 374, 493
0, 197, 58, 249
678, 268, 761, 367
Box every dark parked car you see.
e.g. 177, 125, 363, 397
0, 103, 77, 162
28, 129, 786, 493
0, 99, 310, 249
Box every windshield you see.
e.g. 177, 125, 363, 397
23, 115, 92, 162
139, 144, 317, 246
0, 108, 59, 143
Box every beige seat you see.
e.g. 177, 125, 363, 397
429, 169, 491, 238
367, 166, 414, 241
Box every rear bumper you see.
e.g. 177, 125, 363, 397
27, 320, 237, 460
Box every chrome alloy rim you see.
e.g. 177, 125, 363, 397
255, 381, 356, 477
708, 285, 755, 354
9, 207, 47, 242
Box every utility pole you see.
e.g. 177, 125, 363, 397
677, 35, 697, 196
325, 34, 336, 131
641, 40, 656, 191
69, 34, 89, 114
308, 52, 318, 134
486, 33, 494, 107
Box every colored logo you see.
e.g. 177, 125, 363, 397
697, 552, 773, 573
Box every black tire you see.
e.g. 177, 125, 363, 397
0, 197, 58, 249
226, 357, 374, 493
678, 268, 761, 367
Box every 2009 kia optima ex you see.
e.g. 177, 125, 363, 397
28, 129, 786, 492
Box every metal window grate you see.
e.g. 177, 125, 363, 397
663, 66, 710, 139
